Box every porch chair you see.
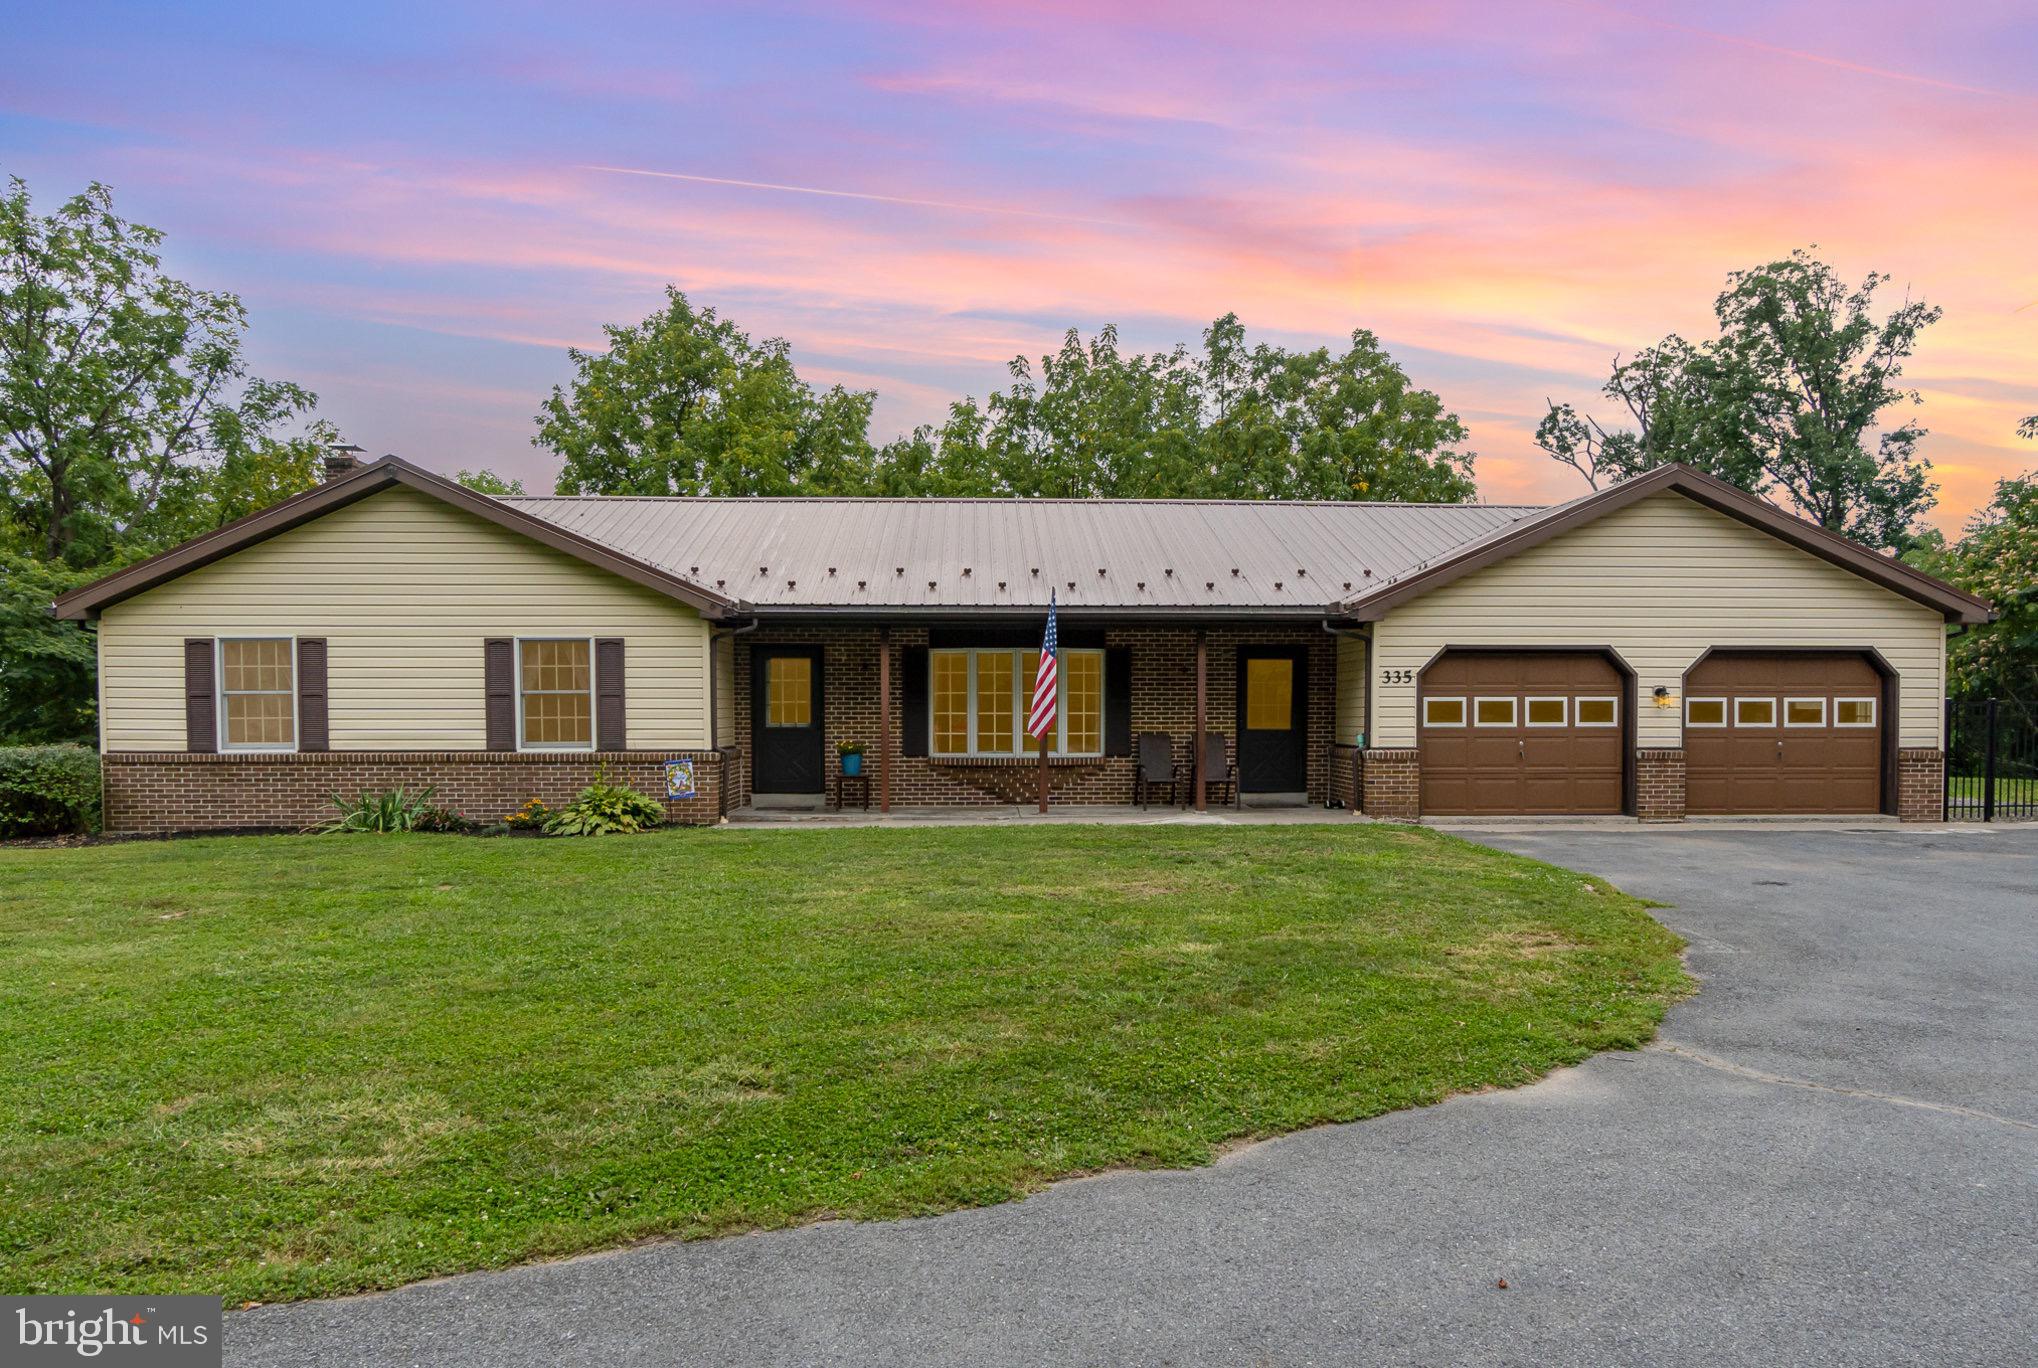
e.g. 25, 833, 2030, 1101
1197, 732, 1239, 808
1133, 731, 1179, 808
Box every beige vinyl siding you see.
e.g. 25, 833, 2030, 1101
1370, 492, 1945, 749
712, 634, 735, 748
1335, 632, 1368, 746
98, 487, 710, 751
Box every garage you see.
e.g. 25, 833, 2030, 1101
1417, 650, 1627, 815
1683, 651, 1886, 815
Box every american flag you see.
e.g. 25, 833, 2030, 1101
1027, 591, 1058, 740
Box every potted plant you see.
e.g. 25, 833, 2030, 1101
837, 740, 865, 776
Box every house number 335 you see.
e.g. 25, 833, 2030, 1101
1380, 668, 1414, 685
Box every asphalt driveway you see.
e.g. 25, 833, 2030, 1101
230, 826, 2038, 1367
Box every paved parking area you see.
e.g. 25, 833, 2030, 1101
231, 826, 2038, 1366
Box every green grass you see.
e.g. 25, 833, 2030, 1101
1946, 775, 2037, 808
0, 824, 1688, 1303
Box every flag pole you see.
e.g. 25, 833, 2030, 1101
1037, 732, 1048, 813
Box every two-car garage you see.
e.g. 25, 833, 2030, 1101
1416, 647, 1893, 817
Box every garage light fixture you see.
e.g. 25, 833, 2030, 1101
1653, 686, 1674, 707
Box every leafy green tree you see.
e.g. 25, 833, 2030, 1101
1538, 249, 1940, 551
534, 288, 878, 496
456, 468, 526, 495
0, 178, 329, 567
0, 554, 97, 742
1909, 471, 2037, 697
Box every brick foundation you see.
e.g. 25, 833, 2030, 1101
1635, 748, 1687, 822
733, 624, 1337, 809
102, 750, 727, 834
1896, 748, 1945, 823
1328, 744, 1360, 810
1359, 749, 1420, 820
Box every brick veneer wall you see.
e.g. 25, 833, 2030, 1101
1896, 748, 1944, 823
733, 624, 1336, 808
102, 750, 726, 834
1328, 744, 1360, 810
1635, 748, 1687, 822
1359, 749, 1420, 820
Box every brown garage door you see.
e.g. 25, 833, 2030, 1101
1684, 652, 1884, 814
1418, 651, 1625, 816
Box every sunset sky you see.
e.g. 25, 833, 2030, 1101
3, 1, 2034, 526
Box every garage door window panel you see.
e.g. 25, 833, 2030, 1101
1784, 698, 1827, 728
1686, 698, 1726, 728
1423, 697, 1466, 727
1734, 698, 1776, 728
1576, 697, 1618, 727
1474, 697, 1517, 727
1525, 697, 1567, 727
1835, 698, 1877, 727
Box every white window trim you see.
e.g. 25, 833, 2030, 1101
929, 646, 1105, 759
1575, 695, 1620, 728
1685, 697, 1727, 729
217, 636, 299, 753
1422, 696, 1467, 728
515, 635, 596, 753
1783, 697, 1828, 728
1473, 696, 1518, 728
1734, 696, 1778, 729
1524, 696, 1569, 728
1834, 696, 1879, 728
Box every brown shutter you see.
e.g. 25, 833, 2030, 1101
595, 637, 627, 751
297, 638, 329, 752
1104, 646, 1133, 756
484, 638, 515, 751
184, 638, 217, 753
901, 646, 929, 757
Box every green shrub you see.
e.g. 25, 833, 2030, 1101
0, 745, 101, 837
544, 772, 665, 836
321, 786, 440, 834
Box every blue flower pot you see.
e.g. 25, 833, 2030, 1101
840, 752, 863, 776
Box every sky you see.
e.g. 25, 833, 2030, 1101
2, 1, 2034, 527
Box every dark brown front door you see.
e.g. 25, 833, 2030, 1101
1684, 652, 1883, 814
1418, 651, 1625, 815
1237, 647, 1308, 794
752, 646, 825, 793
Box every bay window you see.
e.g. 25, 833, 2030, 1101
930, 647, 1104, 757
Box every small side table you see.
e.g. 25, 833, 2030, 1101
833, 771, 872, 811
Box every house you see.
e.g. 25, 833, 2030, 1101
53, 453, 1990, 832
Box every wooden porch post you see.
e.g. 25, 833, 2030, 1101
1194, 630, 1208, 812
878, 626, 892, 813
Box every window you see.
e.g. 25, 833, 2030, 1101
518, 638, 593, 749
1835, 697, 1878, 728
1576, 696, 1619, 727
933, 647, 1105, 757
1685, 697, 1727, 728
1784, 698, 1827, 727
1525, 697, 1568, 727
1423, 696, 1466, 728
1245, 657, 1294, 730
766, 654, 814, 728
1474, 696, 1517, 727
1734, 697, 1776, 728
219, 638, 295, 750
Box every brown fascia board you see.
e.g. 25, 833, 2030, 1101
50, 457, 745, 621
1339, 463, 1993, 625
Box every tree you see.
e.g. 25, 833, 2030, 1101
456, 468, 525, 495
0, 554, 97, 741
0, 179, 329, 568
1912, 471, 2037, 697
534, 288, 878, 496
1538, 249, 1940, 551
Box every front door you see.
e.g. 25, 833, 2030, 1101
752, 646, 825, 794
1237, 647, 1308, 794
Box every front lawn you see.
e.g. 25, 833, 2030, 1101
0, 824, 1687, 1302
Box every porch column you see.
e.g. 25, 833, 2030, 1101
1194, 630, 1208, 812
878, 626, 892, 813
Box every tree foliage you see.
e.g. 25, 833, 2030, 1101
539, 300, 1477, 503
0, 178, 329, 741
1907, 469, 2038, 698
456, 468, 525, 496
1538, 249, 1940, 551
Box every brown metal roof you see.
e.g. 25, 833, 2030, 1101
499, 495, 1536, 615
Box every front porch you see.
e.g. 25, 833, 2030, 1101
722, 621, 1353, 814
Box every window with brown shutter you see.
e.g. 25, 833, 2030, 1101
484, 639, 515, 751
297, 638, 330, 751
184, 638, 217, 753
595, 638, 626, 751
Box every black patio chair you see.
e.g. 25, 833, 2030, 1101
1134, 731, 1178, 808
1198, 732, 1239, 808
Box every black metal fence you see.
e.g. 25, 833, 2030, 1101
1945, 697, 2038, 821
